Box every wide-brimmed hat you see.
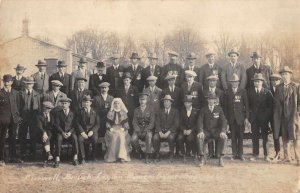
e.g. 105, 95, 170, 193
270, 74, 282, 80
23, 76, 36, 84
161, 94, 174, 102
228, 73, 240, 82
130, 52, 141, 59
183, 95, 193, 103
251, 73, 265, 81
123, 72, 132, 79
148, 52, 158, 59
186, 53, 197, 60
205, 93, 218, 100
82, 95, 93, 102
99, 82, 110, 88
168, 51, 179, 57
2, 74, 13, 82
43, 101, 54, 109
57, 60, 67, 67
147, 75, 158, 81
250, 51, 262, 58
51, 80, 63, 87
165, 74, 176, 80
228, 48, 240, 57
206, 75, 219, 81
76, 76, 87, 82
78, 57, 87, 64
185, 70, 197, 77
35, 60, 47, 67
96, 62, 105, 68
279, 66, 293, 74
14, 64, 26, 71
59, 96, 72, 103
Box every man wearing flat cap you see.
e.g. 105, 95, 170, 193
143, 76, 162, 114
71, 57, 90, 91
89, 61, 108, 96
0, 74, 22, 164
221, 48, 247, 91
12, 64, 26, 91
141, 53, 162, 89
44, 80, 67, 111
199, 50, 222, 90
246, 51, 272, 90
106, 53, 125, 97
248, 73, 273, 162
125, 52, 144, 92
49, 60, 72, 95
131, 92, 155, 163
161, 51, 184, 88
273, 66, 300, 166
162, 74, 183, 109
32, 59, 49, 94
183, 53, 201, 83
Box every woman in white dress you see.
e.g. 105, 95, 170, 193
105, 98, 131, 162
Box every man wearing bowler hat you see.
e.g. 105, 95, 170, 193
181, 70, 202, 109
125, 52, 144, 92
89, 61, 108, 96
12, 64, 26, 91
49, 60, 72, 95
246, 51, 272, 90
273, 66, 300, 166
71, 57, 90, 90
183, 53, 201, 82
152, 95, 179, 163
141, 53, 162, 89
248, 73, 273, 162
32, 59, 49, 94
0, 74, 22, 164
221, 48, 247, 91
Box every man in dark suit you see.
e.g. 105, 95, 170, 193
152, 95, 179, 162
19, 76, 42, 160
177, 96, 199, 162
181, 70, 202, 109
141, 53, 162, 89
12, 64, 26, 91
77, 95, 99, 163
246, 51, 272, 90
54, 97, 79, 167
0, 75, 22, 165
106, 54, 125, 97
69, 76, 92, 113
196, 93, 227, 167
116, 72, 139, 135
89, 62, 108, 96
202, 75, 225, 109
248, 73, 273, 162
125, 52, 144, 92
143, 76, 162, 114
199, 51, 223, 90
49, 60, 72, 96
273, 66, 300, 166
183, 53, 201, 83
44, 80, 67, 110
32, 60, 49, 94
162, 74, 182, 109
71, 58, 90, 90
224, 74, 249, 161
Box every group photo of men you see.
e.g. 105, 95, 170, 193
0, 47, 299, 169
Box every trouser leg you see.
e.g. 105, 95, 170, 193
78, 135, 85, 159
0, 123, 8, 161
56, 134, 63, 157
145, 132, 153, 154
71, 133, 78, 156
237, 124, 244, 157
19, 121, 29, 156
167, 133, 176, 156
91, 134, 98, 159
176, 133, 185, 154
216, 136, 226, 158
230, 123, 237, 157
196, 135, 205, 156
8, 121, 17, 159
152, 133, 161, 154
251, 122, 260, 156
186, 133, 195, 155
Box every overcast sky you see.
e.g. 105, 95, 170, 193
0, 0, 299, 47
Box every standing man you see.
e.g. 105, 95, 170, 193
44, 80, 67, 110
141, 53, 162, 89
162, 75, 182, 109
106, 54, 125, 97
246, 51, 272, 90
71, 57, 90, 90
248, 73, 273, 162
32, 59, 49, 94
0, 75, 22, 164
143, 76, 162, 114
89, 62, 108, 96
49, 60, 72, 96
125, 52, 144, 92
199, 51, 222, 90
181, 70, 202, 109
221, 48, 247, 91
225, 74, 249, 161
12, 64, 26, 91
183, 53, 201, 82
273, 66, 300, 166
131, 92, 155, 163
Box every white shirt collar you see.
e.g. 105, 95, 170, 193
101, 93, 108, 100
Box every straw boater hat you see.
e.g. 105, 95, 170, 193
35, 60, 47, 67
251, 73, 265, 81
228, 48, 240, 57
161, 95, 174, 102
279, 66, 293, 74
23, 76, 36, 84
228, 73, 240, 82
186, 53, 197, 60
43, 101, 54, 109
14, 64, 26, 71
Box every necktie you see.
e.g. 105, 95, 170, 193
151, 67, 154, 75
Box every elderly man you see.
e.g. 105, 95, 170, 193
89, 62, 108, 96
106, 54, 125, 97
32, 60, 49, 94
221, 48, 247, 91
143, 76, 162, 114
131, 92, 155, 163
125, 52, 144, 92
183, 53, 201, 82
141, 53, 162, 89
273, 66, 300, 166
71, 58, 90, 90
12, 64, 26, 91
246, 51, 272, 90
181, 70, 202, 109
49, 60, 72, 95
196, 93, 227, 167
161, 51, 184, 87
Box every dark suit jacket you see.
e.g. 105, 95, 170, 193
246, 64, 272, 90
225, 88, 249, 125
155, 107, 179, 133
199, 63, 222, 90
116, 85, 139, 115
183, 66, 201, 82
125, 65, 144, 92
0, 88, 21, 123
141, 65, 162, 89
12, 76, 26, 91
36, 111, 55, 132
273, 82, 300, 139
162, 86, 182, 109
54, 109, 76, 133
181, 81, 202, 109
49, 72, 72, 95
180, 108, 199, 133
88, 73, 108, 96
221, 62, 247, 90
92, 94, 114, 116
69, 89, 92, 113
132, 105, 155, 133
20, 89, 41, 115
76, 108, 99, 134
106, 65, 125, 96
248, 87, 273, 124
197, 105, 227, 135
32, 72, 49, 94
202, 88, 225, 109
161, 63, 184, 87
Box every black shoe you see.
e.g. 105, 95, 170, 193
219, 157, 224, 167
198, 156, 204, 167
73, 159, 79, 166
54, 161, 60, 168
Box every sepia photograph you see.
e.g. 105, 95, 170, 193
0, 0, 299, 192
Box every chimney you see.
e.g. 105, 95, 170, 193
22, 16, 29, 37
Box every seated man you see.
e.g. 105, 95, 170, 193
196, 93, 227, 167
177, 95, 199, 162
152, 95, 179, 163
77, 95, 100, 163
131, 92, 155, 163
36, 101, 55, 167
54, 96, 79, 168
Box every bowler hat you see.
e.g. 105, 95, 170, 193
14, 64, 26, 71
57, 60, 67, 67
161, 95, 174, 102
2, 74, 13, 82
35, 60, 47, 67
96, 62, 105, 68
228, 48, 240, 57
78, 58, 87, 64
279, 66, 293, 74
130, 52, 141, 59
